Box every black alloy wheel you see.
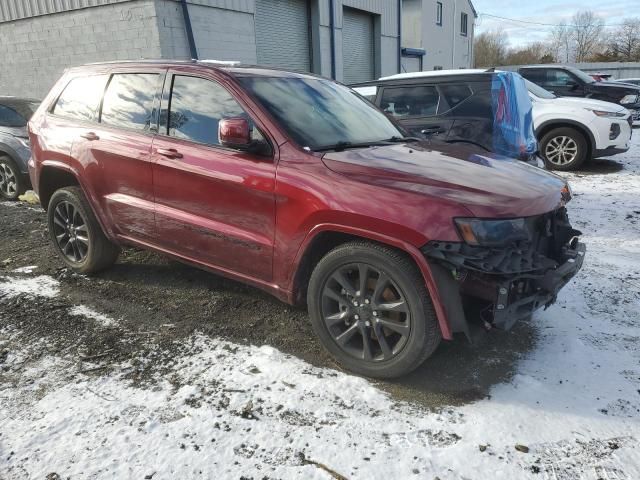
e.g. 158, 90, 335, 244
51, 200, 90, 263
321, 263, 411, 362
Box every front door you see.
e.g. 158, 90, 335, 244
151, 73, 276, 282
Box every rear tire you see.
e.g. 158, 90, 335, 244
307, 241, 441, 379
47, 186, 120, 274
0, 155, 26, 200
540, 127, 588, 171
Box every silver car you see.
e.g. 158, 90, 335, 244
0, 97, 40, 200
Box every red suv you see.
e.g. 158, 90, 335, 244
28, 61, 585, 378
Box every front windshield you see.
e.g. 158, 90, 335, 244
237, 76, 403, 151
567, 67, 595, 84
525, 79, 556, 99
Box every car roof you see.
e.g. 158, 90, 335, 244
67, 59, 324, 81
351, 69, 497, 87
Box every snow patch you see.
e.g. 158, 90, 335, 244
0, 275, 59, 298
69, 305, 118, 328
11, 265, 38, 274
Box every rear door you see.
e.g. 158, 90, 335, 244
72, 69, 164, 241
151, 72, 276, 282
378, 84, 451, 138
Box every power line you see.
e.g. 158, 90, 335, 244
478, 12, 630, 28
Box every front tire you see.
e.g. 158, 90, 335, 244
0, 155, 26, 200
47, 187, 120, 274
307, 241, 441, 379
540, 127, 588, 171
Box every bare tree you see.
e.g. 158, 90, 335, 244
504, 42, 548, 65
571, 10, 604, 62
547, 22, 571, 62
473, 30, 509, 67
608, 18, 640, 61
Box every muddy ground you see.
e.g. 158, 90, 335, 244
0, 197, 543, 409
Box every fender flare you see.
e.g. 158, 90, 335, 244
291, 224, 454, 340
39, 160, 118, 242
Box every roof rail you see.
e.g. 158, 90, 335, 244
198, 59, 241, 66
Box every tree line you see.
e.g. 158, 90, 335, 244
474, 11, 640, 67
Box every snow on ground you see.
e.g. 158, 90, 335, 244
2, 137, 640, 479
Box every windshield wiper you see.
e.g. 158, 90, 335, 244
313, 140, 390, 152
385, 136, 422, 143
313, 136, 421, 152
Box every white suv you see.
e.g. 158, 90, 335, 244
527, 80, 632, 170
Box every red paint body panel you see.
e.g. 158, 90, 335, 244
28, 61, 572, 341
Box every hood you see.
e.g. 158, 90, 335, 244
321, 142, 569, 218
541, 96, 627, 112
595, 80, 640, 92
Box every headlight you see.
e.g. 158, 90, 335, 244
586, 108, 626, 118
454, 218, 529, 247
620, 94, 639, 105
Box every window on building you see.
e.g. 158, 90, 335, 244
433, 66, 443, 71
436, 2, 443, 26
380, 86, 440, 118
460, 12, 468, 36
167, 75, 254, 146
101, 74, 159, 131
53, 75, 109, 122
0, 105, 26, 128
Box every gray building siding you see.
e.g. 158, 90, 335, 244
0, 0, 401, 97
0, 0, 161, 97
401, 0, 476, 71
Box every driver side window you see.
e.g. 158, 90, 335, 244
166, 75, 263, 146
548, 70, 575, 87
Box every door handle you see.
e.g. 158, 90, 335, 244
80, 132, 99, 141
421, 126, 445, 135
156, 148, 183, 159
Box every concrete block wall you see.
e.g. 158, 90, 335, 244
154, 0, 257, 63
0, 0, 161, 98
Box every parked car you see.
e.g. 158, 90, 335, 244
0, 96, 39, 200
28, 61, 585, 378
351, 70, 538, 164
525, 80, 632, 170
518, 65, 640, 126
615, 78, 640, 87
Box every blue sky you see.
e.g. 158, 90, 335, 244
472, 0, 638, 47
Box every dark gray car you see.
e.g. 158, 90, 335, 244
0, 97, 40, 200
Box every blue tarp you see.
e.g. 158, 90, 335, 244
491, 72, 537, 160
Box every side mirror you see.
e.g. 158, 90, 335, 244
218, 117, 272, 156
219, 117, 251, 148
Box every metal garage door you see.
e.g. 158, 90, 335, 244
342, 8, 375, 84
255, 0, 311, 72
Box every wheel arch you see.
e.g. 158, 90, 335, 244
290, 224, 454, 340
535, 120, 595, 159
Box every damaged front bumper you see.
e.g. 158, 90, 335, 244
422, 208, 586, 333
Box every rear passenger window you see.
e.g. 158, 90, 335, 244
0, 105, 25, 127
438, 85, 473, 112
167, 75, 246, 146
53, 75, 108, 122
380, 86, 439, 117
101, 73, 158, 131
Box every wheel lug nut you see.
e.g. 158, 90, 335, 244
365, 321, 371, 327
355, 290, 361, 296
364, 299, 370, 304
354, 314, 360, 320
372, 311, 378, 316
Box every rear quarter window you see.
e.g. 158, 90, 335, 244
53, 75, 109, 122
0, 105, 26, 127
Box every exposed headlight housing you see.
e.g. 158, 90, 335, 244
454, 218, 529, 247
620, 94, 639, 105
586, 108, 627, 118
